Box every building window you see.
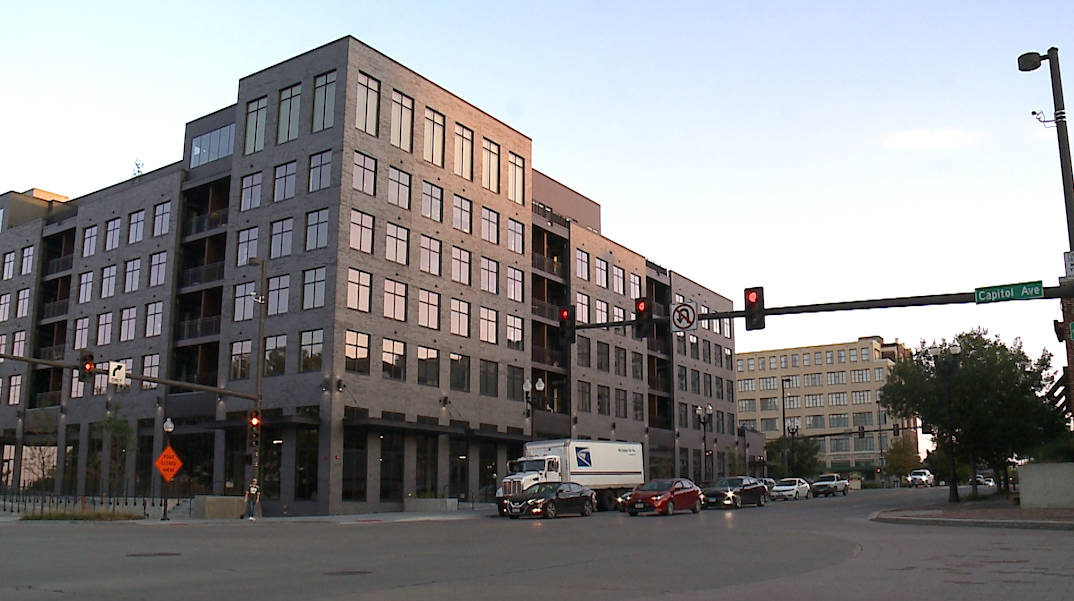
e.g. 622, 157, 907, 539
507, 365, 524, 402
349, 210, 374, 254
385, 223, 409, 265
78, 272, 93, 304
148, 252, 167, 287
450, 353, 470, 392
2, 252, 12, 280
480, 307, 498, 344
575, 293, 590, 324
237, 228, 257, 267
577, 381, 592, 413
388, 167, 411, 209
12, 331, 26, 357
677, 365, 687, 391
306, 208, 329, 250
312, 71, 336, 132
597, 342, 610, 372
851, 369, 871, 383
421, 181, 443, 222
74, 317, 89, 350
595, 299, 608, 324
265, 334, 287, 376
142, 354, 160, 389
153, 201, 170, 237
829, 414, 850, 428
303, 267, 326, 309
852, 411, 874, 426
0, 294, 7, 322
480, 257, 498, 294
451, 247, 471, 285
420, 235, 441, 276
347, 269, 371, 312
309, 150, 332, 192
352, 151, 376, 196
577, 336, 591, 368
632, 351, 643, 380
21, 246, 34, 274
827, 371, 847, 386
382, 338, 406, 380
120, 307, 137, 342
507, 219, 524, 254
507, 315, 523, 351
419, 289, 440, 330
270, 218, 293, 258
383, 279, 407, 321
615, 389, 628, 419
16, 289, 29, 318
597, 386, 610, 416
240, 173, 262, 211
278, 83, 301, 144
452, 195, 472, 233
145, 301, 163, 337
575, 249, 589, 281
594, 259, 608, 289
629, 273, 641, 299
105, 218, 121, 251
345, 331, 370, 374
356, 72, 380, 136
633, 392, 645, 421
8, 375, 22, 406
828, 392, 848, 406
615, 347, 627, 377
245, 96, 267, 154
838, 349, 846, 363
450, 299, 470, 337
417, 346, 440, 386
274, 162, 297, 202
482, 138, 499, 193
234, 282, 255, 321
300, 329, 323, 372
507, 267, 523, 302
760, 397, 778, 411
231, 340, 251, 380
268, 275, 289, 316
479, 360, 498, 397
454, 124, 473, 180
190, 123, 234, 168
128, 210, 144, 244
390, 90, 414, 152
424, 108, 445, 167
804, 394, 823, 408
481, 208, 499, 244
508, 152, 525, 204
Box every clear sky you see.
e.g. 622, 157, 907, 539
4, 1, 1074, 381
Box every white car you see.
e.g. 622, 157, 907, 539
770, 478, 811, 500
908, 469, 935, 487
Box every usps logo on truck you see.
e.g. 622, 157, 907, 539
575, 447, 592, 468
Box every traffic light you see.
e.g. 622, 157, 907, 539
633, 297, 653, 339
249, 411, 261, 450
558, 306, 577, 348
744, 287, 765, 331
892, 423, 901, 437
79, 353, 95, 382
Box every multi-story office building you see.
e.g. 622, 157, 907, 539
0, 36, 746, 515
736, 337, 916, 482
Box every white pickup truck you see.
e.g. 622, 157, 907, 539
908, 469, 935, 487
811, 473, 849, 497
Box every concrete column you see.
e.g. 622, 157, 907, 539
403, 434, 417, 499
437, 434, 450, 497
212, 397, 226, 495
366, 431, 381, 504
279, 427, 296, 504
324, 388, 344, 515
467, 439, 480, 500
76, 423, 88, 497
54, 412, 67, 496
124, 417, 137, 497
12, 413, 24, 494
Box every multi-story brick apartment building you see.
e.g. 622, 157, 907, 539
0, 36, 748, 515
736, 337, 917, 482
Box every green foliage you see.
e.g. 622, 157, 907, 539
884, 436, 921, 480
94, 404, 134, 496
881, 329, 1066, 477
766, 436, 822, 478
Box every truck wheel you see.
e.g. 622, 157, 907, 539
582, 500, 593, 517
665, 500, 675, 516
543, 502, 557, 519
599, 491, 616, 512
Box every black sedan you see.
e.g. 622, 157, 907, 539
504, 482, 597, 519
702, 476, 767, 509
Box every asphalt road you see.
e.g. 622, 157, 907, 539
1, 486, 1071, 601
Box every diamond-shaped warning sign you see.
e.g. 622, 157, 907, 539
155, 445, 183, 483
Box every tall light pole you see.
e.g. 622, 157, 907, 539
695, 404, 713, 482
161, 417, 174, 521
247, 256, 268, 486
929, 342, 962, 503
523, 378, 544, 441
780, 377, 791, 477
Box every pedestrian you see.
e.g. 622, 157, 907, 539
243, 478, 261, 521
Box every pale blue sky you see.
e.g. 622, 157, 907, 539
4, 1, 1074, 375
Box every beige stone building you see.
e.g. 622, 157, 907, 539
736, 337, 916, 482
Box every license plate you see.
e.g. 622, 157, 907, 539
634, 502, 644, 508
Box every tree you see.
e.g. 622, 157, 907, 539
95, 404, 133, 499
884, 435, 920, 483
766, 436, 822, 478
880, 329, 1066, 494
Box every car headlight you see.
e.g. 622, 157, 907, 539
652, 494, 664, 502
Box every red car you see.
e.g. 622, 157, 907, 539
627, 478, 702, 516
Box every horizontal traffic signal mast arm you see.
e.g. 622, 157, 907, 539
0, 352, 259, 401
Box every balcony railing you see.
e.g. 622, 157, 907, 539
45, 254, 74, 276
532, 203, 570, 228
41, 299, 70, 320
184, 208, 229, 236
38, 345, 65, 361
531, 253, 567, 278
531, 345, 567, 367
176, 315, 222, 340
531, 298, 560, 321
33, 391, 62, 409
180, 262, 225, 288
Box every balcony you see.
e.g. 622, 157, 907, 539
38, 345, 66, 361
45, 254, 74, 276
532, 344, 567, 368
33, 391, 62, 409
184, 208, 228, 236
41, 299, 70, 320
177, 315, 222, 340
531, 253, 567, 278
532, 203, 570, 228
531, 298, 560, 321
180, 262, 225, 288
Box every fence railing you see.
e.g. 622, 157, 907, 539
0, 490, 192, 520
176, 315, 222, 340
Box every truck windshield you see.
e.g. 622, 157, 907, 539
515, 459, 547, 473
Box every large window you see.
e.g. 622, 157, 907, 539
268, 275, 289, 315
481, 208, 499, 244
350, 210, 374, 253
454, 124, 473, 180
231, 341, 252, 380
480, 257, 498, 294
424, 108, 445, 167
388, 167, 411, 209
450, 299, 470, 337
306, 209, 329, 250
418, 289, 440, 330
345, 331, 370, 374
244, 97, 267, 154
300, 329, 323, 372
278, 83, 301, 144
507, 266, 523, 302
120, 307, 137, 342
153, 202, 170, 237
270, 218, 293, 258
420, 235, 441, 276
265, 335, 287, 376
353, 151, 376, 196
507, 315, 523, 351
241, 173, 262, 211
451, 247, 471, 285
385, 223, 409, 265
190, 123, 234, 168
382, 338, 405, 380
356, 72, 380, 136
237, 228, 257, 266
450, 353, 470, 392
390, 91, 413, 152
145, 302, 163, 337
452, 195, 472, 233
303, 267, 326, 309
576, 249, 590, 281
309, 150, 332, 192
422, 181, 443, 222
347, 269, 371, 312
508, 152, 525, 204
479, 360, 498, 397
482, 138, 499, 193
105, 218, 121, 251
383, 279, 407, 321
274, 162, 296, 202
507, 219, 524, 254
128, 210, 144, 244
234, 282, 255, 321
312, 71, 336, 132
417, 347, 439, 386
479, 307, 498, 344
149, 252, 167, 286
78, 272, 93, 304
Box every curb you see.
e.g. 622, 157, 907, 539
870, 509, 1074, 531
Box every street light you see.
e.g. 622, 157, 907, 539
247, 256, 268, 487
787, 420, 800, 477
695, 404, 713, 482
929, 342, 962, 503
522, 378, 544, 441
161, 417, 174, 521
780, 377, 792, 477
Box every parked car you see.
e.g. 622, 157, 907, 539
972, 475, 997, 487
703, 476, 767, 509
908, 469, 935, 487
616, 489, 634, 512
627, 478, 702, 516
504, 482, 597, 519
760, 477, 776, 499
770, 478, 812, 501
811, 473, 849, 497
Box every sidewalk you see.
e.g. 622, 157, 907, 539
872, 494, 1074, 530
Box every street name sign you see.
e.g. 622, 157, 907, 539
974, 281, 1044, 304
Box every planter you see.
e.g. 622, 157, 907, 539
403, 497, 458, 512
1019, 463, 1074, 508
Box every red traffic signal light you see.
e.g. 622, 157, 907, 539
558, 306, 577, 347
250, 414, 261, 427
633, 297, 653, 339
79, 353, 95, 382
744, 287, 765, 331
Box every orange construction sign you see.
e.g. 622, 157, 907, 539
155, 445, 183, 482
